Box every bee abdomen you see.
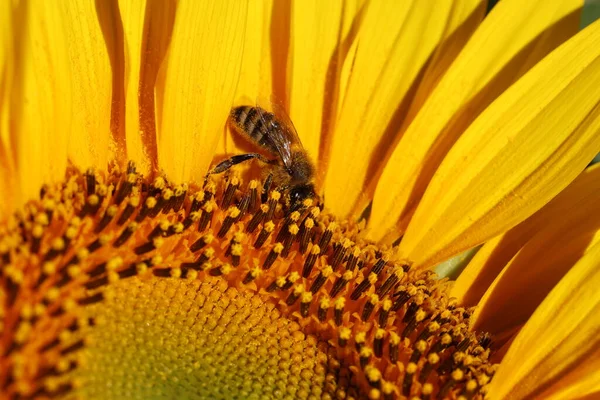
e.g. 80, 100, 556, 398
230, 106, 273, 145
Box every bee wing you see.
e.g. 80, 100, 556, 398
255, 100, 301, 170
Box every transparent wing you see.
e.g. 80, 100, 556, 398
255, 97, 302, 169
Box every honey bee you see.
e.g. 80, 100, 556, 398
210, 104, 316, 211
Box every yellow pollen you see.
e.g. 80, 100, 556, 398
293, 284, 305, 296
288, 223, 299, 235
67, 265, 81, 278
227, 207, 240, 218
310, 244, 320, 255
106, 257, 124, 271
152, 237, 164, 248
136, 262, 148, 274
382, 381, 396, 395
264, 221, 275, 233
452, 369, 465, 381
466, 379, 478, 392
310, 207, 320, 218
270, 191, 281, 201
51, 237, 65, 251
339, 327, 351, 340
170, 268, 182, 278
67, 228, 80, 240
355, 331, 366, 345
300, 292, 313, 303
87, 195, 99, 206
273, 243, 284, 254
365, 365, 381, 382
289, 272, 300, 282
406, 362, 418, 374
145, 196, 157, 208
415, 340, 427, 353
422, 383, 434, 395
42, 261, 56, 275
231, 243, 243, 257
304, 218, 314, 229
153, 177, 165, 190
428, 353, 440, 364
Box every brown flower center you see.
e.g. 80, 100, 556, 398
0, 162, 497, 399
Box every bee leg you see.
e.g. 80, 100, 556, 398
208, 153, 273, 176
261, 173, 273, 203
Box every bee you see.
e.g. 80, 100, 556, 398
210, 104, 316, 211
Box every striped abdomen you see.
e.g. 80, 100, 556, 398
229, 106, 279, 154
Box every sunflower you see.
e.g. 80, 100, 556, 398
1, 1, 600, 399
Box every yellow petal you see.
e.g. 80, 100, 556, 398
400, 0, 487, 135
471, 193, 600, 337
399, 18, 600, 268
0, 0, 18, 220
369, 0, 582, 242
488, 240, 600, 400
118, 0, 148, 173
60, 3, 114, 170
323, 0, 463, 217
287, 1, 344, 172
216, 0, 274, 157
119, 0, 176, 174
10, 2, 113, 206
156, 1, 247, 183
453, 163, 600, 306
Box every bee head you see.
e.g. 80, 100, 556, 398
288, 183, 316, 212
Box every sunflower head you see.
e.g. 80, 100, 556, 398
2, 1, 600, 399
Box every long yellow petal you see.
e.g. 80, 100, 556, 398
369, 0, 582, 243
216, 0, 273, 158
288, 0, 362, 178
322, 0, 461, 217
453, 163, 600, 306
59, 3, 114, 170
287, 1, 344, 171
10, 3, 113, 206
156, 1, 247, 183
488, 240, 600, 400
118, 0, 148, 173
0, 0, 17, 220
471, 211, 600, 337
119, 0, 177, 175
400, 0, 486, 128
399, 18, 600, 268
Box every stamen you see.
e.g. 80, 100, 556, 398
330, 270, 353, 298
298, 217, 314, 254
263, 243, 283, 270
350, 272, 378, 301
220, 176, 240, 209
117, 195, 140, 226
198, 200, 216, 232
254, 221, 275, 249
246, 204, 268, 234
217, 206, 240, 238
309, 265, 333, 294
113, 223, 138, 247
318, 222, 336, 253
302, 245, 320, 277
